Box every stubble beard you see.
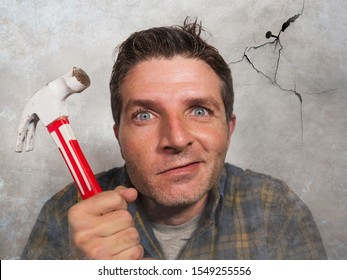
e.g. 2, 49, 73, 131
124, 149, 227, 210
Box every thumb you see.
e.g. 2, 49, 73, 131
114, 185, 138, 204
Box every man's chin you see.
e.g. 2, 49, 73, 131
145, 189, 209, 209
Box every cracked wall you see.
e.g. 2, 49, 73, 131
1, 0, 346, 259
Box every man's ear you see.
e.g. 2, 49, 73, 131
113, 124, 120, 141
227, 114, 236, 143
113, 124, 125, 159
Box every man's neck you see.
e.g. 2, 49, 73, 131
141, 193, 208, 225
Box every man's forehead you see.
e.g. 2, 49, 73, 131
121, 57, 222, 95
123, 56, 219, 84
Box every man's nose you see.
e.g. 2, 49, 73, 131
159, 115, 193, 153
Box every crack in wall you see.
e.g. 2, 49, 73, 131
230, 2, 306, 141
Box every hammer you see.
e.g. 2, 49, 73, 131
15, 67, 102, 199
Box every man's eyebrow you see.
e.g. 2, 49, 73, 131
123, 99, 161, 113
184, 97, 221, 110
123, 97, 221, 113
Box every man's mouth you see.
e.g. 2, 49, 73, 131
157, 161, 203, 175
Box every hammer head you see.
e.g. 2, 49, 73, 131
15, 67, 91, 152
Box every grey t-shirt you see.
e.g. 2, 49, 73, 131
152, 214, 201, 259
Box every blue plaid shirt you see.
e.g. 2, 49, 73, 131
21, 163, 327, 259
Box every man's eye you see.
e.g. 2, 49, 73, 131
135, 111, 153, 121
192, 107, 209, 117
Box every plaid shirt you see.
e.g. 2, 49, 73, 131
21, 163, 327, 259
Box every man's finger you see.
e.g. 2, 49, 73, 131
111, 244, 144, 260
92, 209, 135, 237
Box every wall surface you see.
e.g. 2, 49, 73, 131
0, 0, 346, 259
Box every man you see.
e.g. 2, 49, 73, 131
21, 19, 327, 260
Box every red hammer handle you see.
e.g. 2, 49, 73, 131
47, 117, 102, 200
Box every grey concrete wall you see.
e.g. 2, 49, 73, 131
1, 0, 346, 259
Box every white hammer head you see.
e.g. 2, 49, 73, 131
15, 67, 91, 152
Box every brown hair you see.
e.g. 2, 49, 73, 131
110, 18, 234, 126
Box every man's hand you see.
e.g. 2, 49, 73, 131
68, 186, 144, 260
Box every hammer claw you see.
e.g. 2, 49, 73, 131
24, 116, 39, 152
15, 114, 33, 153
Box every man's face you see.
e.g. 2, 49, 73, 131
114, 56, 236, 208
